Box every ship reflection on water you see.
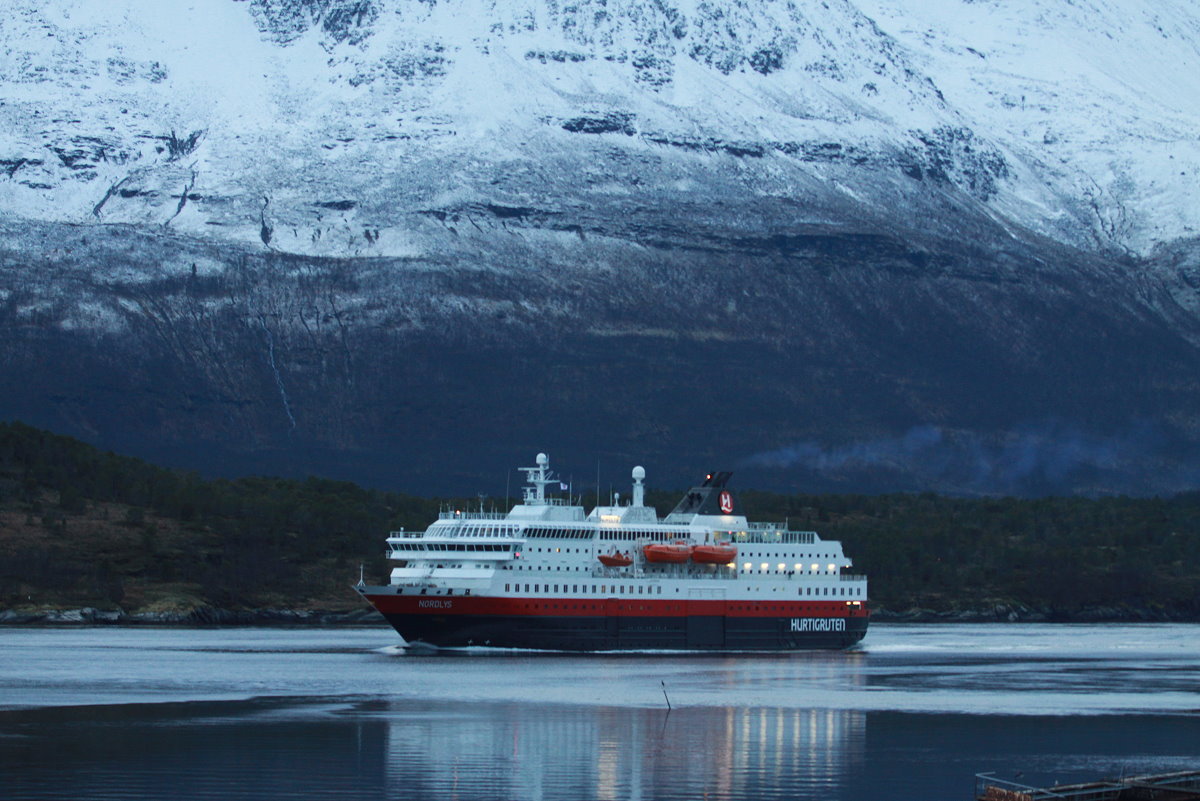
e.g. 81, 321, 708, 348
7, 626, 1200, 801
377, 701, 866, 801
8, 696, 1197, 801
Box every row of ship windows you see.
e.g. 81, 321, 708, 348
431, 525, 518, 538
525, 528, 596, 539
422, 530, 836, 549
503, 603, 845, 613
526, 547, 842, 561
392, 543, 512, 553
527, 528, 692, 540
502, 583, 859, 597
597, 531, 684, 541
396, 542, 843, 561
405, 560, 847, 583
432, 528, 688, 541
747, 564, 838, 573
503, 563, 839, 575
522, 530, 824, 545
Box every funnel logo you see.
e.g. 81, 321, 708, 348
718, 491, 733, 514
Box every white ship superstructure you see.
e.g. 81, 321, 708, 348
358, 453, 869, 650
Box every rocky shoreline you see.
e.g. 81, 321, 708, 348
0, 607, 384, 626
2, 603, 1195, 626
870, 602, 1198, 623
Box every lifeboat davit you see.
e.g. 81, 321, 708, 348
598, 551, 633, 567
643, 542, 693, 564
691, 544, 738, 564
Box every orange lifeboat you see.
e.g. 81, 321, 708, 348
598, 551, 633, 567
643, 542, 693, 564
692, 544, 738, 564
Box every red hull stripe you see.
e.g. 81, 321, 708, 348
365, 594, 869, 619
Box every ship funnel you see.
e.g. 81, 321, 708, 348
632, 465, 646, 507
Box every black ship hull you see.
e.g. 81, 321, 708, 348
365, 592, 868, 651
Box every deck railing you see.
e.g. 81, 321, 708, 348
729, 530, 817, 544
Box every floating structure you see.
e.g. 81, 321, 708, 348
356, 453, 869, 651
976, 771, 1200, 801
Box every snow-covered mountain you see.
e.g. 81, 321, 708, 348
4, 0, 1199, 256
2, 0, 1200, 494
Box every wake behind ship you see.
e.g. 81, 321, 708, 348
356, 454, 869, 651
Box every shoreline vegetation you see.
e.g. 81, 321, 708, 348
3, 421, 1199, 625
1, 603, 1193, 627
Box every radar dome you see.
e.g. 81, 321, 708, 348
536, 452, 548, 466
632, 466, 646, 480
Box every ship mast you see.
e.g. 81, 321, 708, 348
521, 452, 553, 505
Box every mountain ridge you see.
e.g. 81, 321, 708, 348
2, 1, 1200, 494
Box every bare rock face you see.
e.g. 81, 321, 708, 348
2, 1, 1200, 494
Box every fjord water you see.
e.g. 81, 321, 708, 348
2, 625, 1198, 800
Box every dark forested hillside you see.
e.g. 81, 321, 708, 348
733, 490, 1200, 619
0, 421, 440, 616
2, 421, 1198, 621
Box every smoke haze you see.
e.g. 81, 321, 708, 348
739, 421, 1198, 496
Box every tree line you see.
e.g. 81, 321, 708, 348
2, 421, 1197, 616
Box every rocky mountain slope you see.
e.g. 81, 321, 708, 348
2, 0, 1199, 494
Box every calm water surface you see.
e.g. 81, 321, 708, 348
2, 623, 1198, 800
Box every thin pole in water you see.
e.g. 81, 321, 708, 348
661, 681, 672, 711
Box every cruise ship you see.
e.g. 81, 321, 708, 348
356, 453, 869, 650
